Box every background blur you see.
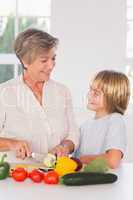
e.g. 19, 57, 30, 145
0, 0, 133, 161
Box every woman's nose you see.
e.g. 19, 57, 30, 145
47, 59, 55, 69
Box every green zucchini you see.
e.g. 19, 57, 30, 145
60, 172, 118, 186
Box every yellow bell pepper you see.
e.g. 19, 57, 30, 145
54, 156, 77, 176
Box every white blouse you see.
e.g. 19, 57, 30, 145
0, 75, 79, 162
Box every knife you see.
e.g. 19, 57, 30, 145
31, 152, 47, 163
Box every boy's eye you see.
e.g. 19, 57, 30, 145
89, 86, 102, 97
95, 91, 100, 96
94, 90, 101, 96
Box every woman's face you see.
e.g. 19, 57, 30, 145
23, 47, 56, 82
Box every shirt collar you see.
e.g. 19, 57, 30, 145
18, 73, 51, 87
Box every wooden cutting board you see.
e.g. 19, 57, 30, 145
10, 163, 50, 171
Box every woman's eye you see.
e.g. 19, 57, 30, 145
41, 60, 47, 63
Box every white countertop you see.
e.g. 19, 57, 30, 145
0, 163, 133, 200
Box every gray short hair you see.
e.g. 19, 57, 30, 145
14, 28, 59, 64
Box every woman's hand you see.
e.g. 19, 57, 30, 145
8, 139, 32, 160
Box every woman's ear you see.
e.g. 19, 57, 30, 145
21, 60, 29, 70
22, 64, 27, 70
18, 57, 28, 70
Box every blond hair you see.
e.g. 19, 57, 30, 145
91, 70, 130, 115
14, 28, 58, 64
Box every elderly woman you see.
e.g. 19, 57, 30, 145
0, 29, 79, 162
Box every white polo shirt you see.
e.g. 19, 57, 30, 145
0, 75, 79, 162
76, 113, 127, 157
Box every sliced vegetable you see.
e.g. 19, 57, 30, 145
12, 163, 43, 170
60, 172, 118, 186
44, 171, 59, 184
39, 168, 54, 172
83, 157, 109, 173
12, 168, 28, 182
43, 153, 56, 168
29, 169, 43, 183
0, 154, 10, 180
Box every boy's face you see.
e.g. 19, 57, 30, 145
87, 85, 107, 113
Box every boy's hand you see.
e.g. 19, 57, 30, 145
50, 140, 74, 157
50, 144, 69, 157
79, 155, 94, 164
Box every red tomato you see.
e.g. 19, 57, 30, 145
44, 171, 59, 184
29, 170, 43, 183
12, 168, 27, 182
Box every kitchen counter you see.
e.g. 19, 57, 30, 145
0, 163, 133, 200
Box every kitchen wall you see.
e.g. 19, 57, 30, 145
51, 0, 133, 162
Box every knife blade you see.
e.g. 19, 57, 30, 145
31, 152, 47, 163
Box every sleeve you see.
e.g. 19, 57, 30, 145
64, 87, 80, 151
103, 115, 127, 156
